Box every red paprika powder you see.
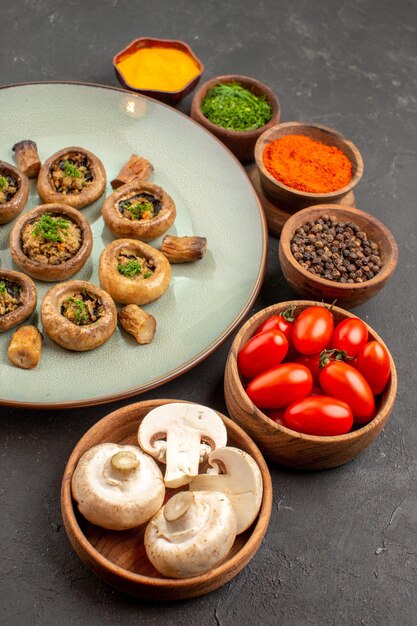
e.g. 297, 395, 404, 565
262, 134, 352, 193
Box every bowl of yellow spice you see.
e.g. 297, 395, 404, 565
254, 121, 364, 213
113, 38, 204, 105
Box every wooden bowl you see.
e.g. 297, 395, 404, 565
191, 75, 281, 161
113, 38, 204, 106
254, 121, 364, 211
279, 205, 398, 308
224, 301, 397, 470
61, 399, 272, 600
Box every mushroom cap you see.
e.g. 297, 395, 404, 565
71, 443, 165, 530
144, 490, 237, 578
138, 403, 228, 488
189, 446, 263, 534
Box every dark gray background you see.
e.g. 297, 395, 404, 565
1, 0, 416, 624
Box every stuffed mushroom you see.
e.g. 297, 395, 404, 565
0, 160, 29, 224
37, 146, 106, 209
0, 269, 37, 333
10, 203, 93, 281
41, 280, 117, 351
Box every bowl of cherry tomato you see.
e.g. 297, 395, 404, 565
224, 300, 397, 470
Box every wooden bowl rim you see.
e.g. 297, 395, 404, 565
191, 74, 281, 139
112, 37, 204, 96
279, 204, 398, 291
61, 398, 272, 592
254, 121, 364, 197
227, 300, 397, 444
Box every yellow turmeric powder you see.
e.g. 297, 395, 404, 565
117, 47, 201, 92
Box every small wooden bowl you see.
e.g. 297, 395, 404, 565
224, 301, 397, 470
61, 399, 272, 600
113, 38, 204, 106
254, 122, 363, 211
191, 75, 281, 161
279, 205, 398, 308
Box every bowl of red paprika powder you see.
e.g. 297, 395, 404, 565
254, 121, 364, 212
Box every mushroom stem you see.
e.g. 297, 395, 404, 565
110, 450, 140, 473
164, 428, 203, 488
111, 155, 154, 189
160, 235, 207, 263
119, 304, 156, 344
12, 140, 41, 178
164, 491, 195, 522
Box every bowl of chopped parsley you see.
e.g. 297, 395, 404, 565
191, 75, 280, 161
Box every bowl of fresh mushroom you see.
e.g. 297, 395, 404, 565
61, 399, 272, 600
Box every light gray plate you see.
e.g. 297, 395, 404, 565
0, 83, 266, 408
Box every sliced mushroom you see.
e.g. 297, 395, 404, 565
111, 154, 154, 189
37, 146, 106, 210
144, 490, 237, 578
71, 443, 165, 530
160, 235, 207, 263
41, 280, 117, 351
7, 325, 43, 369
0, 160, 29, 224
119, 304, 156, 344
98, 238, 171, 305
0, 269, 37, 333
9, 203, 93, 281
102, 178, 176, 241
189, 447, 263, 534
138, 403, 228, 488
12, 140, 41, 178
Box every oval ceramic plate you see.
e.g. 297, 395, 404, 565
0, 83, 266, 408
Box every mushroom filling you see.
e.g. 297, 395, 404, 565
118, 193, 162, 222
0, 279, 22, 316
61, 290, 104, 326
0, 171, 19, 204
117, 252, 154, 279
49, 153, 94, 194
21, 213, 82, 265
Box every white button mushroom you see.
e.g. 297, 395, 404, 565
138, 403, 227, 488
71, 443, 165, 530
144, 490, 237, 578
189, 447, 263, 534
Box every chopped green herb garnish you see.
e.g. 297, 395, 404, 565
65, 297, 88, 323
0, 281, 5, 293
124, 200, 154, 219
0, 176, 9, 191
200, 82, 272, 132
143, 271, 152, 279
117, 260, 143, 278
33, 214, 70, 242
62, 160, 80, 178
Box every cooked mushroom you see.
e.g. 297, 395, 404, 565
111, 154, 153, 189
9, 203, 93, 282
102, 178, 176, 241
160, 235, 207, 263
71, 443, 165, 530
37, 146, 106, 210
41, 280, 117, 351
7, 325, 43, 369
119, 304, 156, 344
0, 160, 29, 224
189, 447, 263, 534
12, 140, 41, 178
98, 238, 171, 305
138, 403, 228, 488
144, 490, 237, 578
0, 270, 37, 333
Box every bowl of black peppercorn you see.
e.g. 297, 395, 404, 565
278, 205, 398, 308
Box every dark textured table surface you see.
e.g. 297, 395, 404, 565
1, 1, 416, 624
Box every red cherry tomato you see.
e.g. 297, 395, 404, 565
283, 396, 354, 436
319, 360, 375, 424
256, 306, 295, 348
295, 353, 321, 385
355, 341, 391, 395
237, 330, 288, 379
292, 306, 334, 355
263, 408, 285, 425
246, 363, 312, 409
331, 318, 368, 357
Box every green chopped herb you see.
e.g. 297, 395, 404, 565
117, 260, 143, 278
143, 271, 152, 279
65, 297, 88, 323
125, 200, 154, 220
62, 160, 80, 178
0, 281, 5, 293
33, 213, 70, 242
0, 176, 9, 191
200, 82, 272, 132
